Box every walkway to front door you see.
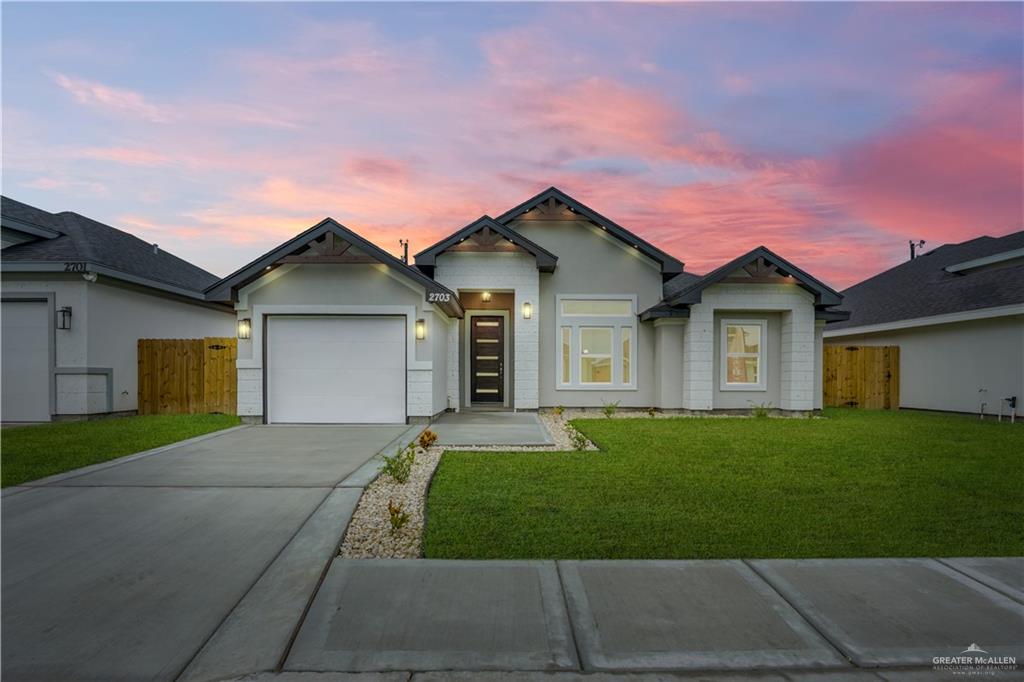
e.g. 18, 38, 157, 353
430, 411, 553, 446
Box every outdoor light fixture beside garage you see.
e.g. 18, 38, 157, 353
481, 291, 492, 302
237, 318, 252, 339
56, 306, 72, 330
522, 301, 532, 319
415, 319, 426, 340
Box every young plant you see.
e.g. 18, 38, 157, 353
387, 499, 410, 534
381, 444, 415, 483
749, 401, 773, 418
647, 406, 657, 418
552, 405, 565, 418
418, 429, 438, 450
568, 424, 589, 451
601, 400, 620, 419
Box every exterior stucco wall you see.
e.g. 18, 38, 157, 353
236, 263, 446, 420
511, 219, 664, 408
1, 273, 232, 416
682, 283, 817, 411
653, 320, 685, 409
434, 252, 539, 409
825, 315, 1024, 414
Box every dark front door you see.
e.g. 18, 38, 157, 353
470, 315, 504, 403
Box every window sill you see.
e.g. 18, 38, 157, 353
719, 384, 767, 392
555, 385, 638, 392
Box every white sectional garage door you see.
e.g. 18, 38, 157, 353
266, 316, 406, 424
1, 300, 51, 422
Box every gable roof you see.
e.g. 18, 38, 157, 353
413, 216, 558, 274
640, 246, 845, 321
1, 196, 64, 238
494, 186, 684, 277
827, 231, 1024, 331
205, 217, 464, 317
1, 196, 220, 296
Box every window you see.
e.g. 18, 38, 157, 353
557, 296, 636, 389
720, 319, 767, 390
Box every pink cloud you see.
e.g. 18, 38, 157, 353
52, 73, 170, 123
826, 69, 1023, 242
75, 147, 171, 167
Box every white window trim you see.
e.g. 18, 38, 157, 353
720, 318, 767, 391
555, 294, 637, 391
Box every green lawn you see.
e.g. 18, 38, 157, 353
1, 414, 240, 487
424, 409, 1024, 559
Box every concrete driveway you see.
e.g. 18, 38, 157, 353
1, 424, 415, 682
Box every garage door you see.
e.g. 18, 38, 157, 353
1, 300, 51, 422
266, 316, 406, 424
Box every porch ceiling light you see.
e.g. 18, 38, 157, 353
56, 306, 72, 330
237, 318, 252, 340
481, 291, 492, 302
415, 318, 427, 340
522, 301, 532, 319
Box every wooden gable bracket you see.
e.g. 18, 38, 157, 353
722, 256, 791, 284
521, 196, 576, 221
278, 232, 378, 264
444, 225, 529, 254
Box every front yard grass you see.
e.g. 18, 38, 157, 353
424, 409, 1024, 559
1, 414, 240, 487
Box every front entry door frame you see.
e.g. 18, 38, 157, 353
464, 309, 510, 408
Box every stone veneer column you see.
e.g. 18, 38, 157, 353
681, 302, 714, 410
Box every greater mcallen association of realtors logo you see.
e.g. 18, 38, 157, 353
932, 643, 1018, 676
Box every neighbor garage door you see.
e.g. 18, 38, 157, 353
266, 316, 406, 424
1, 300, 51, 422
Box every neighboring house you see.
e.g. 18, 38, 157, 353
824, 231, 1024, 415
207, 187, 847, 424
0, 196, 234, 422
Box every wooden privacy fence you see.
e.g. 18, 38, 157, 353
823, 345, 900, 410
138, 337, 237, 415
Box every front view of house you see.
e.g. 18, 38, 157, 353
206, 188, 847, 423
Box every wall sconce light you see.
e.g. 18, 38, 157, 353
56, 306, 72, 330
522, 301, 532, 319
415, 319, 426, 340
481, 291, 492, 303
237, 318, 252, 340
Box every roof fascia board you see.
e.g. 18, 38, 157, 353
943, 247, 1024, 274
206, 218, 464, 317
823, 303, 1024, 337
414, 216, 558, 271
1, 216, 62, 239
638, 306, 691, 322
495, 187, 684, 275
668, 246, 843, 307
0, 260, 215, 302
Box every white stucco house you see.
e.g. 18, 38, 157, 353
206, 187, 848, 424
0, 196, 234, 422
825, 231, 1024, 415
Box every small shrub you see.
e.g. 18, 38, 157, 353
387, 499, 410, 534
418, 429, 438, 450
568, 424, 589, 451
381, 445, 415, 483
750, 401, 773, 418
601, 400, 620, 419
552, 405, 565, 418
647, 406, 657, 418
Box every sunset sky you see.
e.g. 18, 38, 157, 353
3, 2, 1021, 289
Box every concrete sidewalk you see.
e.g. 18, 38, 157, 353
430, 411, 554, 446
278, 557, 1023, 680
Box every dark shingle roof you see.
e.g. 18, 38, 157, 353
828, 231, 1024, 330
662, 270, 703, 299
2, 196, 219, 293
